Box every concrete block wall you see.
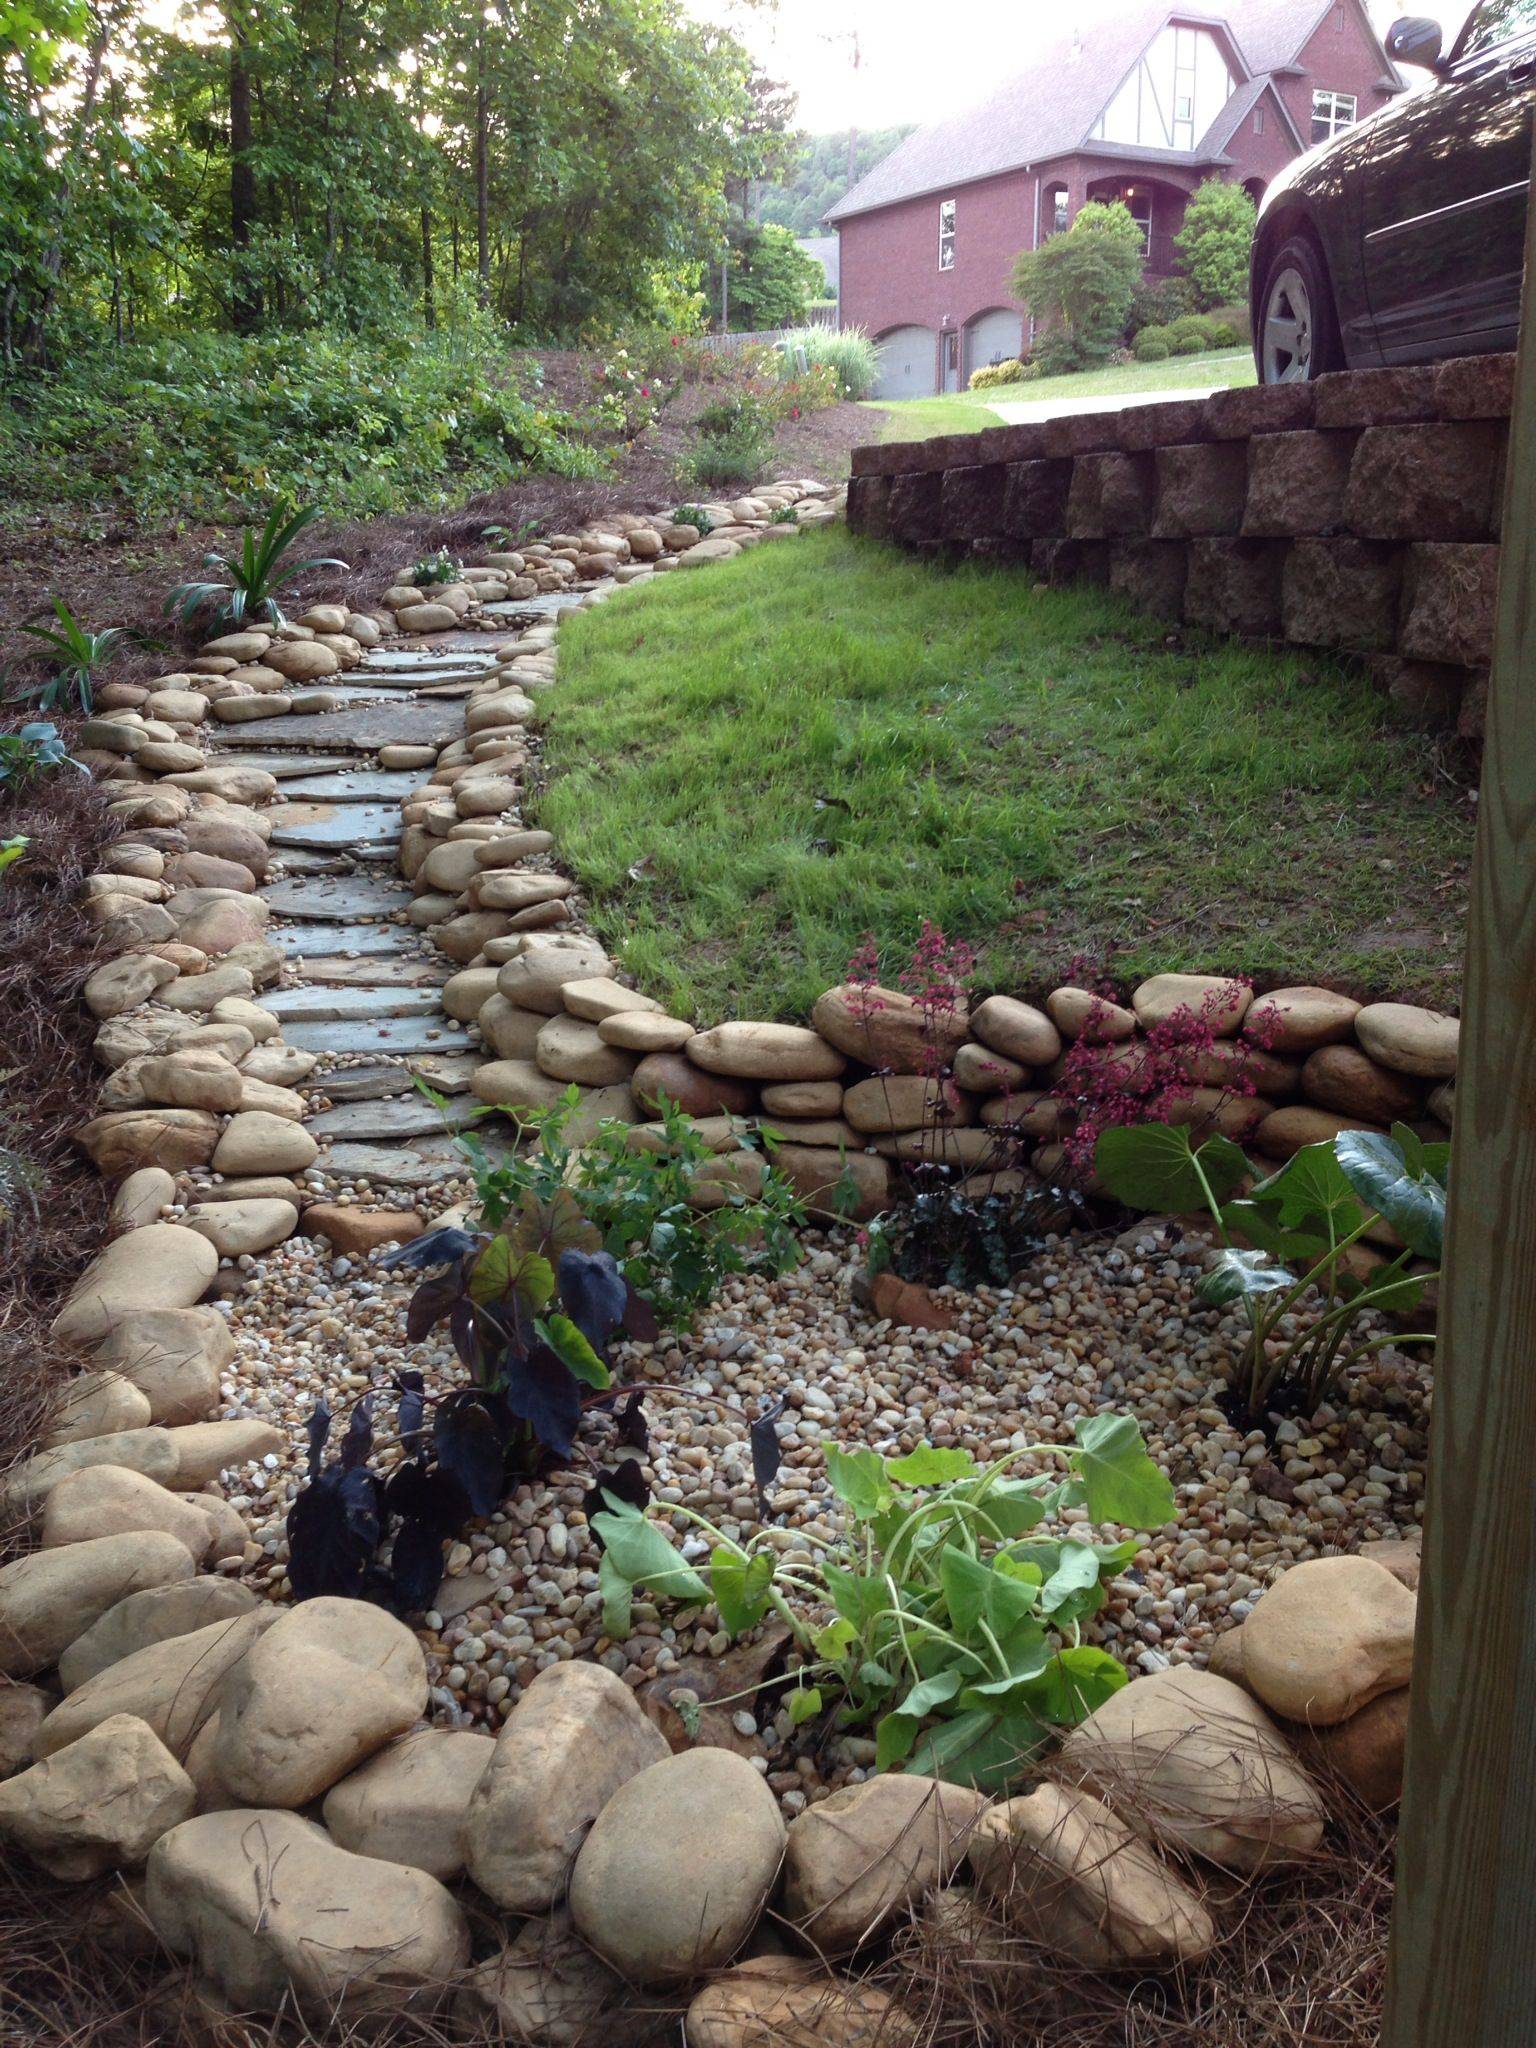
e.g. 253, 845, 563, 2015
846, 355, 1515, 740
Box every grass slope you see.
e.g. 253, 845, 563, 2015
538, 527, 1470, 1023
868, 348, 1255, 440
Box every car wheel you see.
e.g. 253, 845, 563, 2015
1258, 235, 1341, 384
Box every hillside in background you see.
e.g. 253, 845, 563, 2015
758, 126, 915, 234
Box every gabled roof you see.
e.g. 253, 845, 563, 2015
1195, 71, 1305, 156
827, 0, 1401, 223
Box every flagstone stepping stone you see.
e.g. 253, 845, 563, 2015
279, 1015, 473, 1056
295, 955, 447, 987
311, 1096, 477, 1142
320, 1141, 472, 1188
261, 984, 444, 1024
270, 921, 416, 957
266, 849, 356, 875
205, 753, 358, 780
268, 803, 402, 851
317, 1053, 480, 1103
366, 648, 504, 672
265, 771, 422, 804
263, 875, 412, 922
218, 702, 463, 751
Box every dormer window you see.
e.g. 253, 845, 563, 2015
938, 198, 955, 270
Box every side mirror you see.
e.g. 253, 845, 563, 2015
1386, 15, 1445, 69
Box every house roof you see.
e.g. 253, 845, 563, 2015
796, 235, 839, 291
826, 0, 1400, 222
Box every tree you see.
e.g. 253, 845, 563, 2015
1011, 200, 1144, 367
723, 221, 821, 331
1174, 178, 1257, 309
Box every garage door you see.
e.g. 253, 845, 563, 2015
872, 326, 936, 399
965, 307, 1023, 379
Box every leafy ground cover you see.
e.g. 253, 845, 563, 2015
868, 346, 1254, 441
537, 526, 1471, 1022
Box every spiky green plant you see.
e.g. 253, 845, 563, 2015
166, 503, 349, 630
16, 602, 126, 715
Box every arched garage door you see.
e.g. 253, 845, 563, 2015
964, 307, 1023, 380
872, 326, 936, 399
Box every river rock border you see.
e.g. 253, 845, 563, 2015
0, 476, 1437, 2033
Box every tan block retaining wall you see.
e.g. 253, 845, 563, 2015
845, 355, 1516, 740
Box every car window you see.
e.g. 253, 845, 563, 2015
1455, 0, 1536, 59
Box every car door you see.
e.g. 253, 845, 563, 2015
1359, 0, 1536, 358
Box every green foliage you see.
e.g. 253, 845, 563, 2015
673, 505, 713, 534
0, 0, 783, 365
1128, 275, 1197, 336
594, 1417, 1174, 1792
454, 1086, 804, 1329
1167, 313, 1225, 355
14, 602, 124, 714
969, 358, 1025, 392
1133, 328, 1172, 361
1174, 180, 1258, 311
757, 127, 915, 236
0, 721, 82, 789
1096, 1122, 1444, 1417
412, 548, 462, 587
166, 503, 347, 630
0, 835, 29, 882
0, 317, 604, 527
1011, 203, 1145, 366
724, 224, 824, 333
775, 326, 879, 401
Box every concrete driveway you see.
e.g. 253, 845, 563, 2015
989, 382, 1232, 424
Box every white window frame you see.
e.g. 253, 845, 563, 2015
1311, 88, 1357, 143
938, 198, 955, 271
1254, 104, 1265, 135
1050, 185, 1070, 235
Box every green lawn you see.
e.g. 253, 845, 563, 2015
868, 347, 1255, 440
536, 527, 1470, 1024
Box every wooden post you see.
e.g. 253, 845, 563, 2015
1382, 163, 1536, 2047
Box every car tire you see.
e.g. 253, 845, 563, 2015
1257, 234, 1342, 384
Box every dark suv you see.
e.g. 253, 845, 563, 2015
1251, 0, 1536, 381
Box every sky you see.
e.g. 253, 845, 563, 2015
694, 0, 1480, 133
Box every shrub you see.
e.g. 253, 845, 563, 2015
1133, 327, 1172, 361
968, 358, 1025, 392
15, 602, 125, 715
412, 547, 462, 587
0, 722, 82, 791
1167, 313, 1222, 355
776, 326, 879, 401
594, 1418, 1176, 1789
1034, 330, 1091, 377
1207, 300, 1252, 347
166, 503, 348, 631
1011, 202, 1144, 365
1127, 274, 1196, 336
1174, 179, 1258, 310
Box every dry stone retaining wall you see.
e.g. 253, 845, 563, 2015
846, 353, 1516, 740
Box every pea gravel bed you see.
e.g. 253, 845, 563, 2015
199, 1214, 1428, 1816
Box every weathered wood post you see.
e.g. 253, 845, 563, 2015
1381, 160, 1536, 2047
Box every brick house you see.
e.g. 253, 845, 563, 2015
829, 0, 1404, 396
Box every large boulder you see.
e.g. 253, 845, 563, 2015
812, 983, 968, 1074
568, 1749, 786, 1984
321, 1728, 493, 1880
1062, 1665, 1325, 1873
39, 1463, 216, 1560
463, 1661, 670, 1912
684, 1959, 913, 2048
59, 1579, 260, 1694
967, 1781, 1215, 1968
44, 1369, 152, 1445
0, 1531, 195, 1681
89, 1305, 233, 1424
0, 1686, 50, 1778
1353, 1002, 1460, 1078
632, 1051, 754, 1119
2, 1427, 180, 1517
0, 1713, 194, 1880
686, 1023, 846, 1083
51, 1226, 218, 1349
164, 1418, 283, 1487
215, 1597, 427, 1807
970, 995, 1061, 1067
782, 1773, 985, 1953
453, 1908, 629, 2046
496, 935, 613, 1014
1131, 973, 1251, 1036
146, 1809, 470, 2016
210, 1111, 319, 1176
1239, 1555, 1417, 1726
1286, 1686, 1411, 1810
36, 1608, 279, 1760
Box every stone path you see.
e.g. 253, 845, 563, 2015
205, 636, 526, 1190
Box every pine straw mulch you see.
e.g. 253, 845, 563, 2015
0, 1764, 1394, 2048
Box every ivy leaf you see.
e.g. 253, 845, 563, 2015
1095, 1123, 1248, 1215
710, 1548, 776, 1635
824, 1444, 894, 1520
813, 1617, 859, 1661
590, 1501, 709, 1604
787, 1685, 822, 1726
885, 1446, 977, 1486
1071, 1413, 1176, 1530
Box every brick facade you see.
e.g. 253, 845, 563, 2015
846, 355, 1512, 744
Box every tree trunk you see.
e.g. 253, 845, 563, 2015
475, 22, 490, 306
21, 5, 116, 359
228, 8, 261, 330
421, 207, 435, 327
